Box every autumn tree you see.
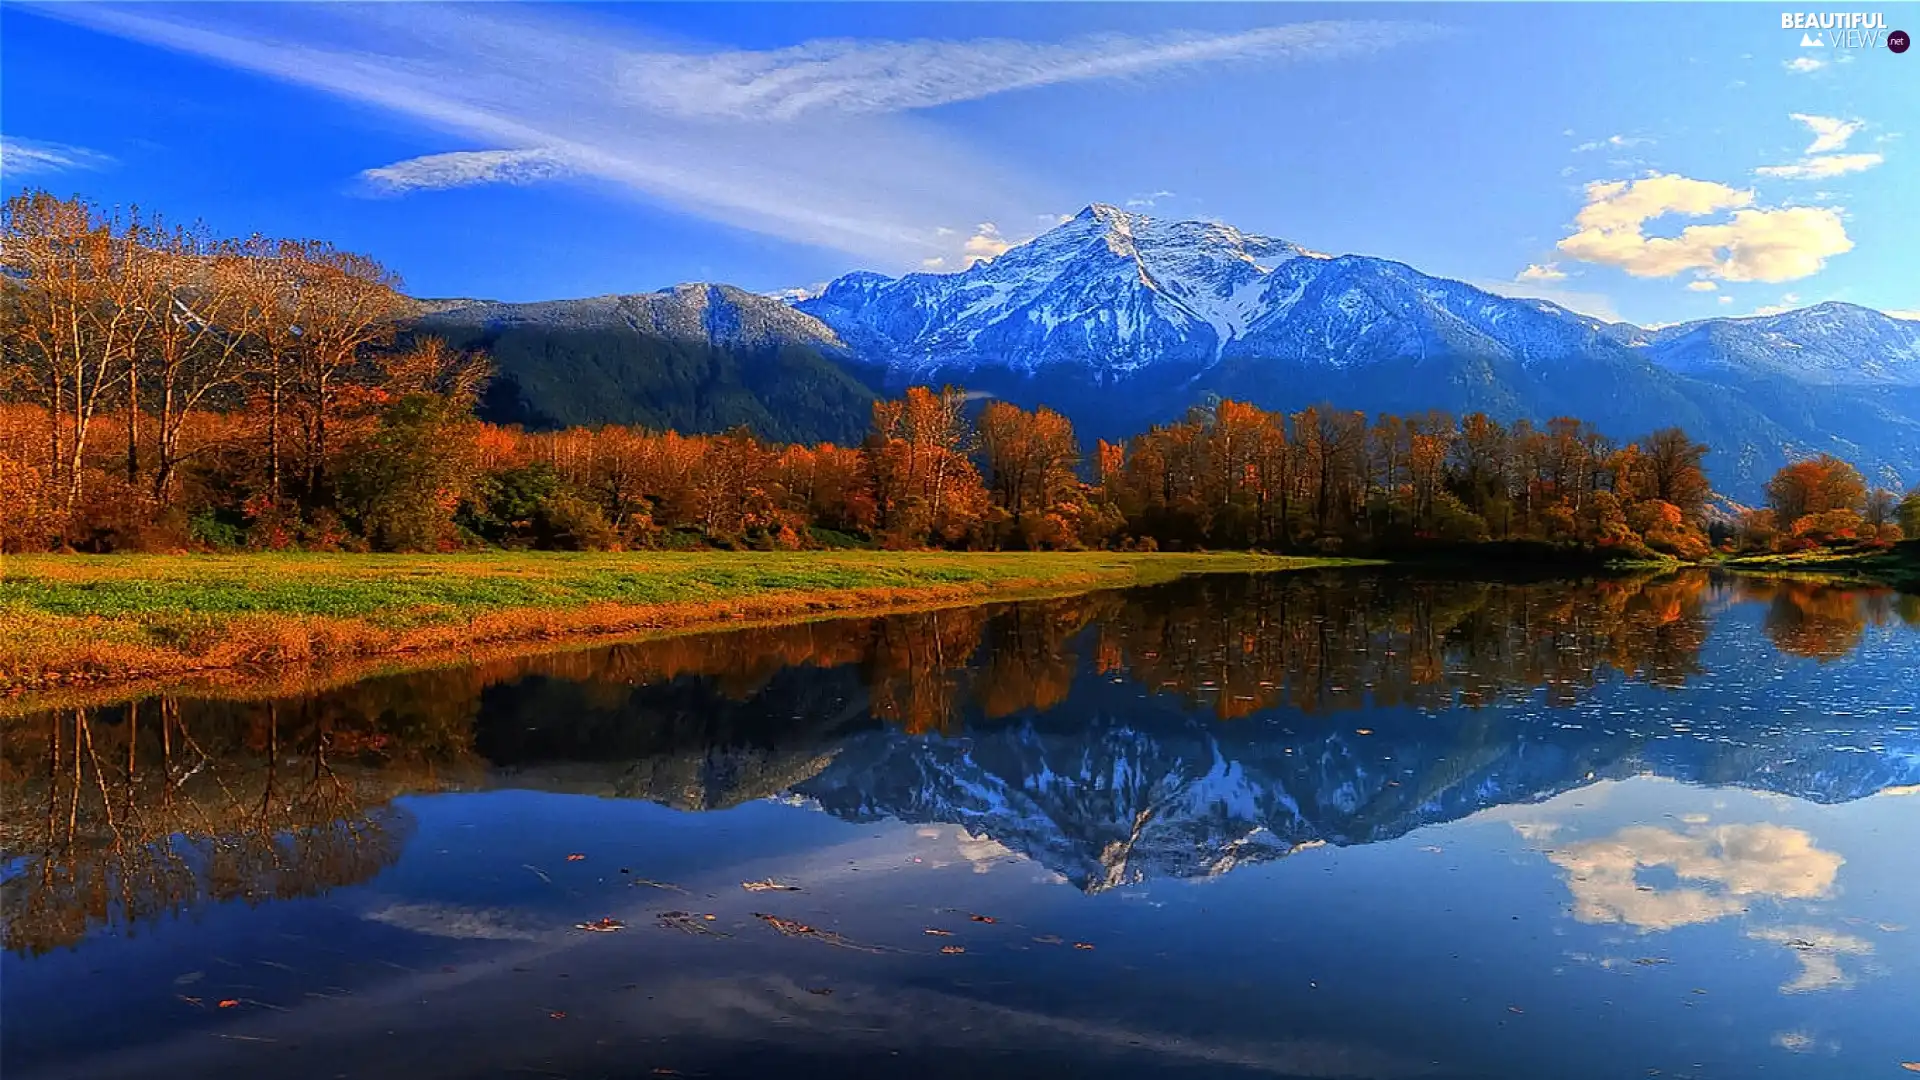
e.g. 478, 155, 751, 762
0, 191, 154, 521
282, 242, 408, 501
1634, 427, 1712, 521
977, 401, 1080, 548
1766, 454, 1867, 530
868, 386, 987, 546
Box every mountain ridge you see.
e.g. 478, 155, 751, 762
411, 204, 1920, 497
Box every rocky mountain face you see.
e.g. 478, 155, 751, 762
411, 206, 1920, 497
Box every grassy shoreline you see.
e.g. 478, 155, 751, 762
0, 551, 1369, 697
1718, 541, 1920, 593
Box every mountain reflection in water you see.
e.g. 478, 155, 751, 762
4, 570, 1917, 955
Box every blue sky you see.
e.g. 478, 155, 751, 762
3, 2, 1915, 325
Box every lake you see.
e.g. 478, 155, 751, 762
4, 569, 1918, 1080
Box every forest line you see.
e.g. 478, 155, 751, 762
5, 190, 1919, 557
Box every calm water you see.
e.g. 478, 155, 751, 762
4, 570, 1919, 1080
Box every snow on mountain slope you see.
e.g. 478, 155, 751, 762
1630, 301, 1920, 387
798, 204, 1919, 391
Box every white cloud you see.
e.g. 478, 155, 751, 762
961, 222, 1014, 266
1748, 926, 1873, 994
0, 135, 116, 177
1783, 56, 1826, 73
1884, 311, 1920, 322
1789, 113, 1861, 154
1125, 189, 1177, 209
360, 148, 576, 194
1749, 292, 1803, 316
1687, 279, 1718, 292
1473, 278, 1622, 322
1555, 172, 1852, 283
1516, 262, 1568, 283
1718, 295, 1735, 305
1756, 152, 1883, 180
39, 5, 1428, 269
1547, 823, 1843, 933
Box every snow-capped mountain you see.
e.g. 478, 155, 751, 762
1625, 301, 1920, 387
800, 204, 1326, 377
408, 204, 1920, 496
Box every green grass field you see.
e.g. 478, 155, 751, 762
0, 551, 1362, 692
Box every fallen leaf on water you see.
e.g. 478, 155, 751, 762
576, 917, 626, 933
1072, 942, 1095, 951
1900, 1064, 1920, 1073
753, 913, 889, 954
1507, 1006, 1524, 1014
550, 1011, 567, 1020
177, 995, 204, 1008
969, 914, 996, 924
566, 854, 587, 862
1355, 729, 1374, 736
940, 946, 966, 955
924, 928, 954, 937
656, 912, 730, 938
756, 913, 815, 936
1632, 957, 1670, 966
1032, 935, 1063, 945
217, 999, 240, 1009
807, 987, 834, 996
1419, 846, 1444, 854
741, 879, 801, 893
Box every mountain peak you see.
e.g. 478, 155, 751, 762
1075, 202, 1135, 223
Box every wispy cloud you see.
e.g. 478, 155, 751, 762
1789, 113, 1861, 154
623, 25, 1435, 122
38, 5, 1432, 269
1756, 113, 1882, 181
361, 148, 576, 194
1125, 189, 1178, 209
1572, 134, 1652, 154
0, 135, 116, 178
1757, 153, 1882, 180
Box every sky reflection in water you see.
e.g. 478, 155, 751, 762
3, 570, 1918, 1080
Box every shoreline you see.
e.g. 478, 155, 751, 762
1717, 541, 1920, 593
0, 551, 1369, 707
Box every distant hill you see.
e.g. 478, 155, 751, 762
413, 283, 881, 446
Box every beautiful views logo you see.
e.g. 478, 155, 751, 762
1782, 11, 1906, 51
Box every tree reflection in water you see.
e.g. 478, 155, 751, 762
5, 569, 1909, 946
0, 695, 482, 955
